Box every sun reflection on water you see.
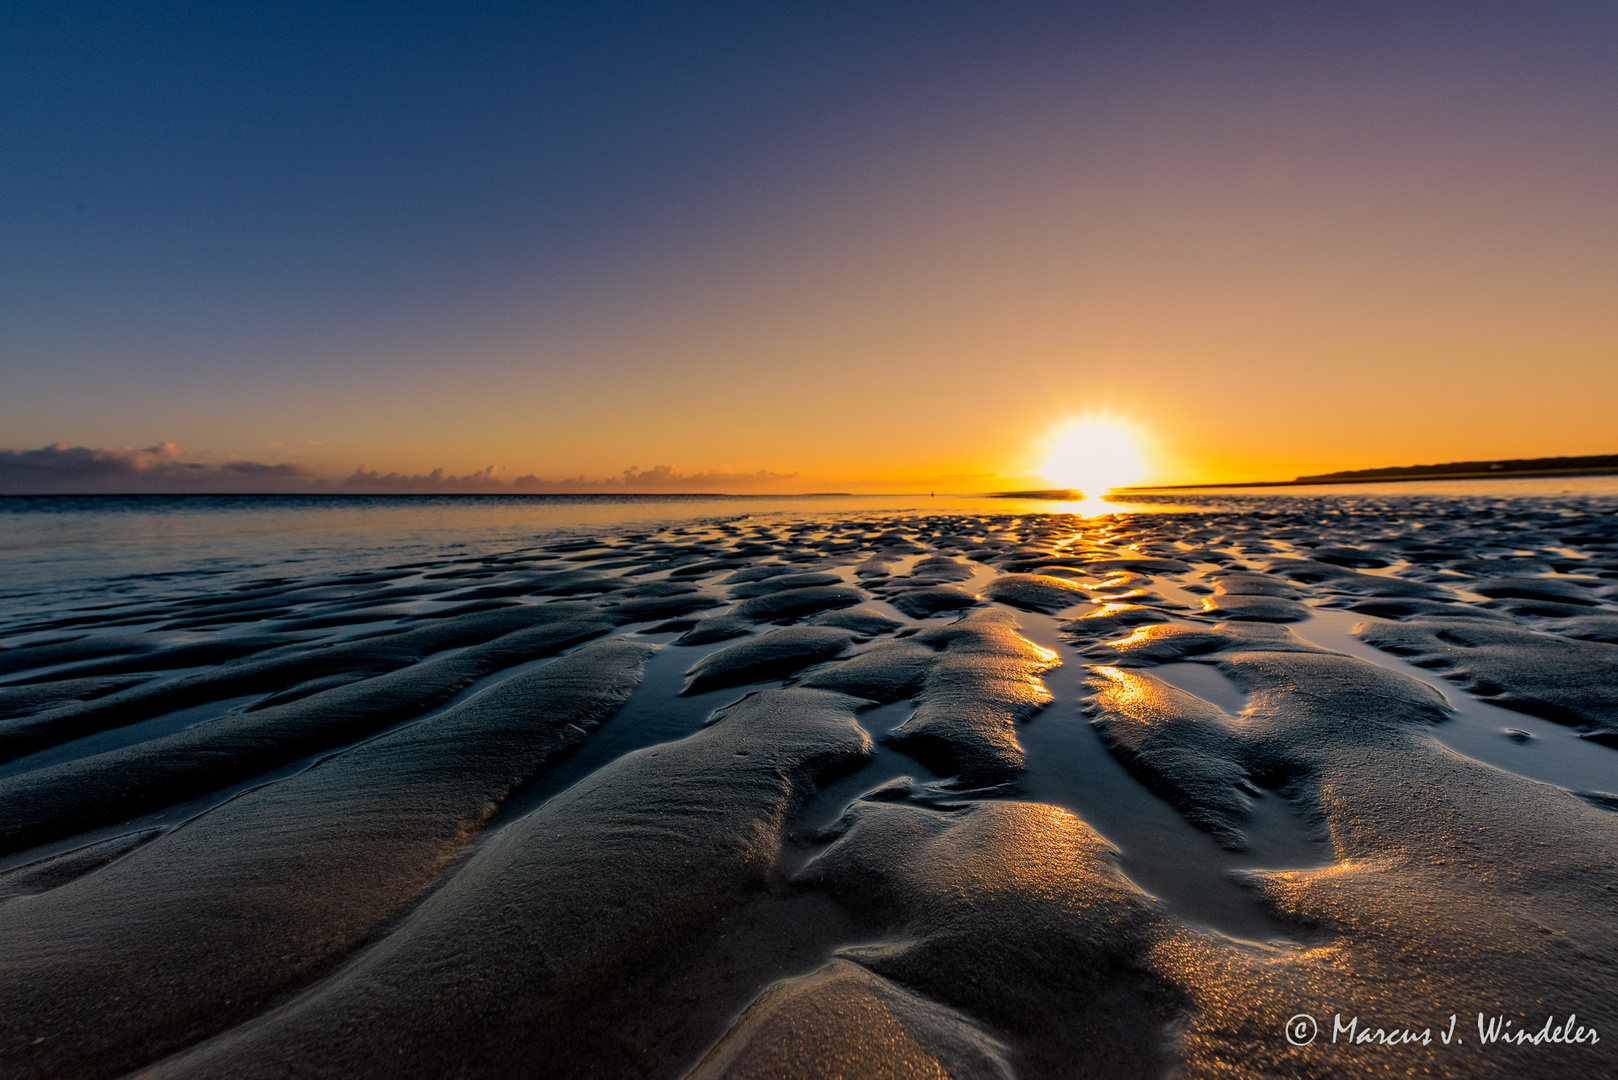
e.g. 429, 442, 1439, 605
1042, 496, 1116, 516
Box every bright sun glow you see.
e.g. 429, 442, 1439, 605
1039, 418, 1148, 496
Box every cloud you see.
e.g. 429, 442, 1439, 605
0, 442, 312, 494
1, 442, 808, 495
513, 465, 800, 493
344, 463, 801, 493
342, 465, 508, 492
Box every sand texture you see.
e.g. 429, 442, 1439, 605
3, 494, 1617, 1078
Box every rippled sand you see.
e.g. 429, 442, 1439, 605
3, 495, 1616, 1078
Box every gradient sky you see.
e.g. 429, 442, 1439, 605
3, 1, 1616, 492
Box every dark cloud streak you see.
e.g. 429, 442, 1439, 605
0, 443, 800, 495
0, 442, 312, 494
344, 463, 800, 494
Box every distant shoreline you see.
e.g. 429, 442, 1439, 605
1131, 456, 1618, 491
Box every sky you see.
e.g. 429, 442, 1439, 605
3, 1, 1616, 493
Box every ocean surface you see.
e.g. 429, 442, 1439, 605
0, 492, 1168, 619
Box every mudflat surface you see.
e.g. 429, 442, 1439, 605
3, 494, 1617, 1078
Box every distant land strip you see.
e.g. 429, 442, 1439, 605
1133, 454, 1618, 491
987, 489, 1082, 500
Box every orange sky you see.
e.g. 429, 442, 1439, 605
262, 113, 1614, 491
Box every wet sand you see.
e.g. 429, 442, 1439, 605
3, 493, 1617, 1078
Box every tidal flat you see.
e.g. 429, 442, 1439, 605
2, 492, 1617, 1078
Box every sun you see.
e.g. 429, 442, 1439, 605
1038, 418, 1148, 496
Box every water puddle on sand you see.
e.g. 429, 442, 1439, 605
787, 698, 943, 844
1002, 607, 1332, 944
1295, 606, 1618, 799
702, 585, 1343, 944
1119, 560, 1618, 801
1150, 661, 1249, 716
485, 631, 762, 827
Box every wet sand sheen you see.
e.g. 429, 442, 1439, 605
1, 493, 1617, 1078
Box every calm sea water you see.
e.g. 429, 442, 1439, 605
0, 493, 1140, 605
3, 478, 1614, 611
